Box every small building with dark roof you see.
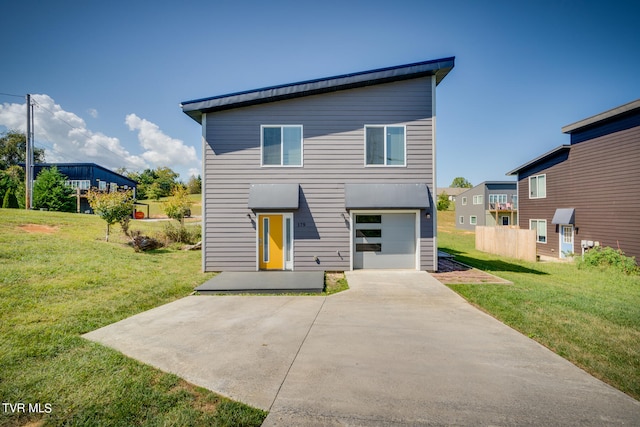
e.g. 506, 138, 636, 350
30, 163, 137, 213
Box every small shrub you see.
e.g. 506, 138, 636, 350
577, 246, 638, 275
162, 222, 200, 245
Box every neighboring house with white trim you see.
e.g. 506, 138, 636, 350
455, 181, 518, 231
507, 99, 640, 261
181, 57, 455, 272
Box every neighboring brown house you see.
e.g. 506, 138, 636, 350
507, 99, 640, 261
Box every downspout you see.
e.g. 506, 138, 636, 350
431, 74, 438, 271
201, 113, 207, 273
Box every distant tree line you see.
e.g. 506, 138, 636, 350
120, 168, 201, 200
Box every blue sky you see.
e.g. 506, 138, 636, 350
1, 0, 639, 185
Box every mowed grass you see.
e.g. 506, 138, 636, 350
437, 210, 640, 400
137, 194, 202, 219
0, 209, 266, 427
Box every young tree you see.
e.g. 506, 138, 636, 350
32, 166, 75, 212
450, 177, 473, 188
437, 191, 451, 211
162, 185, 192, 225
0, 165, 24, 203
87, 190, 135, 241
186, 175, 201, 194
2, 188, 19, 208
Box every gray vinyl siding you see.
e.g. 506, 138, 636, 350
455, 182, 516, 231
203, 77, 435, 271
455, 186, 485, 230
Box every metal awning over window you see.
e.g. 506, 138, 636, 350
551, 208, 575, 225
248, 184, 299, 210
344, 183, 430, 210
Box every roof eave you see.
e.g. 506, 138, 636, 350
506, 145, 571, 176
562, 99, 640, 134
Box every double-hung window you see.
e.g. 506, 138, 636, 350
261, 125, 303, 166
530, 219, 547, 243
473, 195, 483, 205
365, 125, 406, 166
529, 174, 546, 198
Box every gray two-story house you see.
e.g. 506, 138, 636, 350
181, 57, 454, 272
455, 181, 518, 231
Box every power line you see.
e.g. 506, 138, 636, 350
0, 92, 24, 99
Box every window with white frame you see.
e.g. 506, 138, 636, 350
530, 219, 547, 243
473, 195, 483, 205
470, 215, 477, 225
65, 180, 90, 190
529, 174, 546, 198
261, 125, 303, 166
365, 125, 406, 166
459, 216, 464, 224
461, 197, 467, 205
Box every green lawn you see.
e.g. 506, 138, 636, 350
438, 210, 640, 400
0, 209, 266, 427
137, 194, 202, 218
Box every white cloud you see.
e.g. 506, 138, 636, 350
0, 95, 201, 180
188, 167, 200, 178
0, 94, 146, 170
125, 113, 199, 168
88, 108, 98, 118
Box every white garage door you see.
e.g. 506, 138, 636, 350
353, 213, 416, 269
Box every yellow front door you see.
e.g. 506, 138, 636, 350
259, 214, 284, 270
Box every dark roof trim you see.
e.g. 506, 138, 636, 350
248, 183, 299, 210
31, 162, 137, 186
551, 208, 575, 225
344, 183, 430, 210
562, 99, 640, 134
506, 145, 571, 176
181, 57, 455, 123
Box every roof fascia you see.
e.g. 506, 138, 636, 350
181, 57, 455, 123
506, 145, 571, 176
562, 99, 640, 134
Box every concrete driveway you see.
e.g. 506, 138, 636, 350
84, 270, 640, 426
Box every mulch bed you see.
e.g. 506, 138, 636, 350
431, 258, 512, 285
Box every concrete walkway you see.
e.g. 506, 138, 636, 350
84, 270, 640, 426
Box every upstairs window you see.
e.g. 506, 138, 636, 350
262, 125, 303, 166
529, 174, 546, 198
365, 125, 406, 166
473, 195, 483, 205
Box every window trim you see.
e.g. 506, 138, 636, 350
530, 219, 547, 244
260, 125, 304, 167
529, 174, 547, 199
459, 216, 464, 224
461, 197, 467, 206
473, 195, 483, 205
364, 125, 407, 167
470, 215, 477, 225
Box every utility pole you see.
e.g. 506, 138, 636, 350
25, 94, 34, 209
